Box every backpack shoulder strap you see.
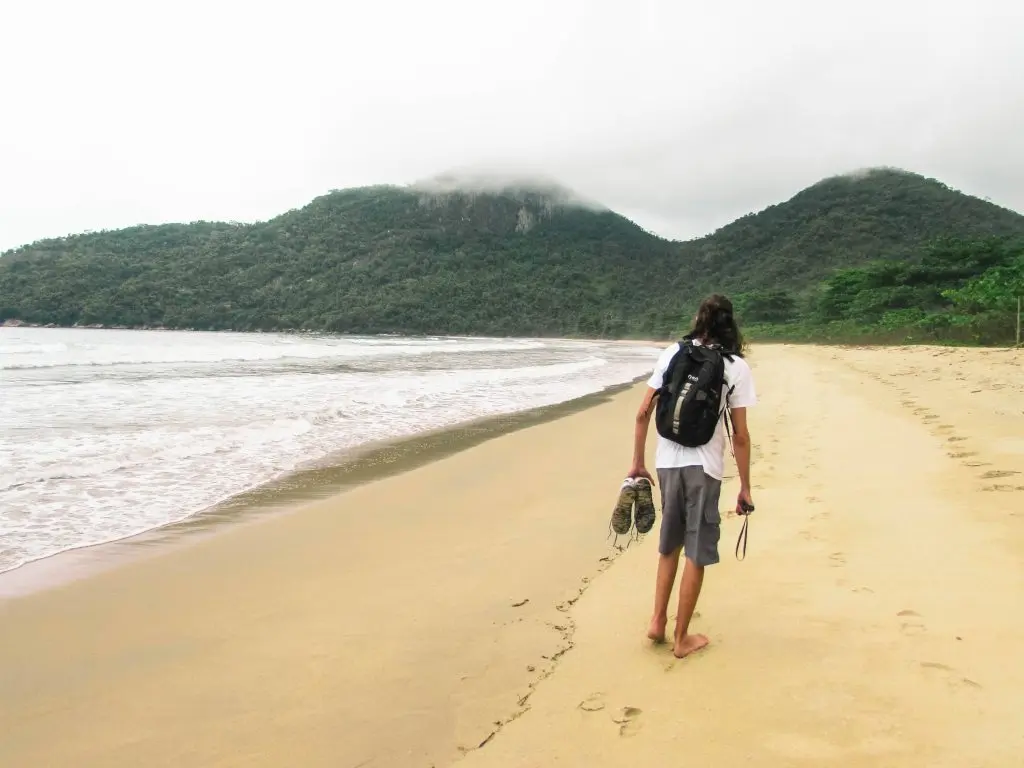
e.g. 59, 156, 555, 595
663, 340, 692, 394
723, 394, 735, 456
722, 372, 738, 456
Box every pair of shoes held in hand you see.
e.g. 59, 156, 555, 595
611, 477, 656, 536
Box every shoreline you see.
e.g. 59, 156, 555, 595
0, 376, 646, 600
1, 376, 656, 767
0, 322, 672, 345
8, 320, 1021, 350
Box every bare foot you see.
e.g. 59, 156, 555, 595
673, 633, 709, 659
647, 616, 667, 643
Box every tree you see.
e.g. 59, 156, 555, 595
735, 290, 797, 323
943, 252, 1024, 345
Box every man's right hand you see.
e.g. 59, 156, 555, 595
628, 465, 654, 484
630, 388, 658, 486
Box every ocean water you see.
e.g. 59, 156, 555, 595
0, 328, 660, 573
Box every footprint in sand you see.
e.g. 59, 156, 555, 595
982, 484, 1024, 493
981, 470, 1020, 479
949, 451, 977, 459
946, 436, 966, 443
829, 552, 846, 567
612, 706, 643, 737
806, 496, 821, 503
897, 607, 925, 631
852, 586, 874, 594
900, 621, 926, 636
919, 662, 983, 691
578, 693, 605, 712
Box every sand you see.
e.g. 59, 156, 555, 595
2, 344, 1022, 767
0, 384, 644, 767
458, 344, 1024, 767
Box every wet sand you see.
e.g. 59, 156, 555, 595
0, 382, 639, 600
3, 345, 1022, 767
0, 380, 648, 767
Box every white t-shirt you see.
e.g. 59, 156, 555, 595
646, 340, 757, 480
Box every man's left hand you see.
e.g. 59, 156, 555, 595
736, 488, 754, 515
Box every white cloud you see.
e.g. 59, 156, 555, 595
1, 0, 1022, 248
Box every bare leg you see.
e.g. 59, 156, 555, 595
648, 548, 680, 642
673, 556, 709, 658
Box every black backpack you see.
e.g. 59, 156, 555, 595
654, 340, 733, 448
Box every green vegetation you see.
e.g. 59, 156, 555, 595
2, 169, 1023, 344
0, 187, 682, 338
683, 169, 1024, 297
738, 237, 1024, 345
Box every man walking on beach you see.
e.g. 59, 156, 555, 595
629, 294, 756, 659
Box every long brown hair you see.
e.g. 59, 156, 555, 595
685, 294, 745, 356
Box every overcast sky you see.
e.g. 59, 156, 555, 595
2, 0, 1022, 249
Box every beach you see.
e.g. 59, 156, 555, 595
2, 343, 1023, 767
0, 328, 660, 573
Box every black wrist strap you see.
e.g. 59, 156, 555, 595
735, 514, 750, 561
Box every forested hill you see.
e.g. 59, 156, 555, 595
1, 169, 1022, 341
0, 184, 681, 337
676, 168, 1024, 298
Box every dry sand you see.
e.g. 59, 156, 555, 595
2, 344, 1022, 767
459, 344, 1024, 768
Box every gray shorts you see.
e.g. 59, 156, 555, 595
656, 466, 722, 566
